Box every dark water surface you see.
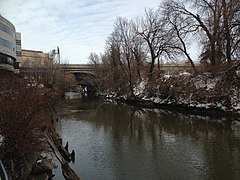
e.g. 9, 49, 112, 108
54, 97, 240, 180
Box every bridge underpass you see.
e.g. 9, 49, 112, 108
73, 72, 96, 96
59, 64, 97, 96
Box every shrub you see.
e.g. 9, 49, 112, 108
0, 70, 61, 177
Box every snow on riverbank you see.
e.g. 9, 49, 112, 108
132, 73, 240, 116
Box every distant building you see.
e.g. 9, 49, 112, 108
18, 49, 53, 68
15, 32, 22, 58
0, 15, 55, 78
18, 49, 55, 85
15, 32, 53, 68
0, 15, 17, 71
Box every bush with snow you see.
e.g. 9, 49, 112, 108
139, 72, 240, 114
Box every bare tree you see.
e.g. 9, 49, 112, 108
131, 20, 147, 81
135, 8, 175, 80
162, 3, 197, 72
221, 0, 240, 62
114, 17, 137, 95
163, 0, 240, 69
164, 0, 221, 66
88, 52, 100, 65
99, 17, 138, 95
92, 17, 147, 95
107, 35, 124, 92
98, 32, 124, 94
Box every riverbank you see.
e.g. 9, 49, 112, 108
116, 96, 240, 119
0, 70, 68, 179
105, 68, 240, 119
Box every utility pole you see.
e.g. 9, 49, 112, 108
57, 46, 60, 64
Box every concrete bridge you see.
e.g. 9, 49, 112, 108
59, 63, 198, 76
59, 64, 96, 84
58, 64, 95, 75
58, 63, 198, 94
59, 64, 97, 95
20, 63, 198, 95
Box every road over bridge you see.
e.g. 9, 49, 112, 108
59, 63, 198, 76
58, 64, 95, 74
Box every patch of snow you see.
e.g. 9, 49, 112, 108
221, 106, 228, 111
233, 103, 240, 111
179, 71, 191, 76
106, 93, 117, 98
133, 80, 147, 96
232, 120, 240, 126
142, 96, 148, 100
0, 135, 3, 147
195, 103, 214, 108
153, 97, 162, 103
37, 160, 43, 164
216, 103, 223, 108
194, 79, 206, 89
203, 72, 212, 76
164, 74, 172, 78
230, 89, 240, 111
236, 70, 240, 77
189, 101, 198, 107
206, 79, 217, 91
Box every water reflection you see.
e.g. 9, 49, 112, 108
55, 97, 240, 180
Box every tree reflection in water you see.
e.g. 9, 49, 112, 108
55, 97, 240, 180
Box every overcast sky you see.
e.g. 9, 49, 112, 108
0, 0, 160, 64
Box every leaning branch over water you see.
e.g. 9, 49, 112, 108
46, 135, 81, 180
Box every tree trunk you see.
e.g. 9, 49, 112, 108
149, 47, 156, 81
222, 0, 232, 64
210, 42, 216, 66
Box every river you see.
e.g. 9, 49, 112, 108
53, 96, 240, 180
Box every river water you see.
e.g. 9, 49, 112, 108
54, 96, 240, 180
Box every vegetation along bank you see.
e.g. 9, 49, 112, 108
86, 0, 240, 117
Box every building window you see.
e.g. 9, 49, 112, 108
16, 51, 22, 56
0, 37, 15, 52
16, 40, 21, 45
0, 22, 15, 37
